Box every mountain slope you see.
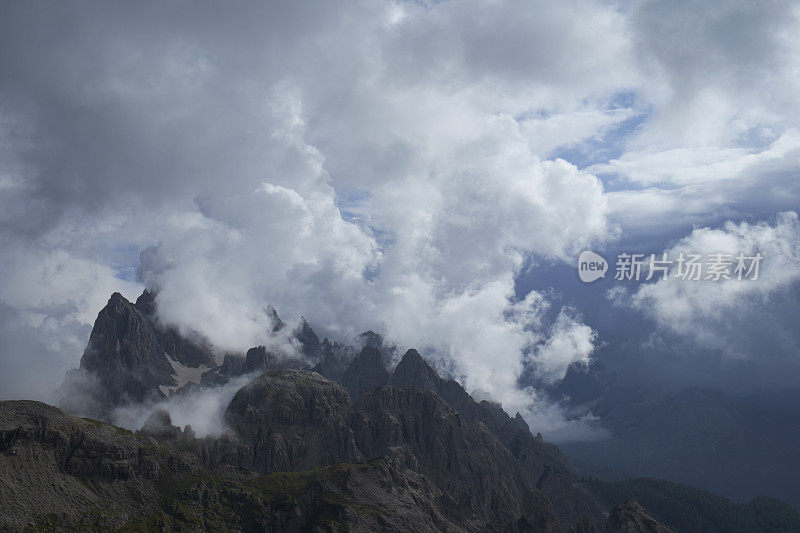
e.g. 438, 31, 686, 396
0, 400, 480, 532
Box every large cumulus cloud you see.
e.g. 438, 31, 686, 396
0, 1, 621, 425
2, 0, 799, 435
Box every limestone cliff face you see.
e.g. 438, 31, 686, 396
391, 348, 602, 526
202, 369, 562, 529
349, 385, 559, 529
223, 370, 362, 472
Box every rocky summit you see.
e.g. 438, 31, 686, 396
2, 292, 796, 531
58, 291, 216, 417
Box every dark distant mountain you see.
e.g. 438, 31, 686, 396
586, 477, 800, 533
561, 383, 800, 508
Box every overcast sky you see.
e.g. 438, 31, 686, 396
1, 1, 799, 436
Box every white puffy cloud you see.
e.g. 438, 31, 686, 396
527, 309, 596, 385
135, 89, 609, 416
615, 212, 800, 356
0, 1, 624, 419
595, 1, 800, 237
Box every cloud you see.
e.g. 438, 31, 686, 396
527, 309, 596, 385
0, 0, 623, 421
593, 1, 800, 239
0, 244, 142, 401
614, 212, 800, 357
3, 0, 800, 430
112, 373, 257, 437
136, 95, 609, 416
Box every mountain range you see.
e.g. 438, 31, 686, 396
2, 291, 799, 531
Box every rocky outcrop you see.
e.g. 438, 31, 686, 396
223, 370, 362, 472
138, 409, 183, 441
0, 400, 172, 529
605, 501, 673, 533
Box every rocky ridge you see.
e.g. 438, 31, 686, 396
10, 291, 690, 530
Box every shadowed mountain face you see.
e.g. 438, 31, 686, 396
0, 400, 485, 532
44, 292, 606, 529
560, 381, 800, 509
341, 346, 390, 399
211, 369, 564, 528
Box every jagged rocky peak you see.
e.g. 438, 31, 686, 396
74, 292, 175, 405
265, 304, 285, 332
294, 316, 321, 358
242, 344, 310, 375
391, 348, 442, 391
59, 290, 216, 417
134, 288, 157, 316
358, 330, 383, 349
341, 345, 389, 399
386, 347, 601, 526
243, 345, 270, 373
311, 336, 355, 382
514, 411, 531, 433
